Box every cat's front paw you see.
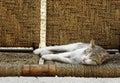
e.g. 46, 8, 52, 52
41, 54, 53, 60
33, 48, 53, 55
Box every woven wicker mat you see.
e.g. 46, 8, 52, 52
0, 52, 39, 65
46, 0, 120, 49
0, 0, 40, 47
45, 54, 120, 77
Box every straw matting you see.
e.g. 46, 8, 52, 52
45, 54, 120, 77
46, 0, 120, 49
0, 52, 39, 65
0, 0, 40, 47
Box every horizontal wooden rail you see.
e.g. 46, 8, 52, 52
0, 63, 119, 77
0, 47, 33, 53
0, 48, 119, 53
0, 64, 55, 77
23, 65, 56, 76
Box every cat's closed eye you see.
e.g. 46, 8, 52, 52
84, 49, 92, 54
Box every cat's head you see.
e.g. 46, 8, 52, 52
81, 40, 110, 65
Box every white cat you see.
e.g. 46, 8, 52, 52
34, 40, 110, 65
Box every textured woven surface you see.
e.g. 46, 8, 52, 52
0, 0, 40, 47
0, 52, 39, 65
46, 0, 120, 49
45, 54, 120, 77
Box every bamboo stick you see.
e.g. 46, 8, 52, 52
39, 0, 47, 48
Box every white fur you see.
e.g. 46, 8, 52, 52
33, 42, 107, 65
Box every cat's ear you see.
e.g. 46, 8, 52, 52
90, 39, 95, 48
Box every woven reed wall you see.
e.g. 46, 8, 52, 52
0, 0, 40, 47
46, 0, 120, 49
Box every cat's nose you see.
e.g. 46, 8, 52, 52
83, 58, 87, 63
